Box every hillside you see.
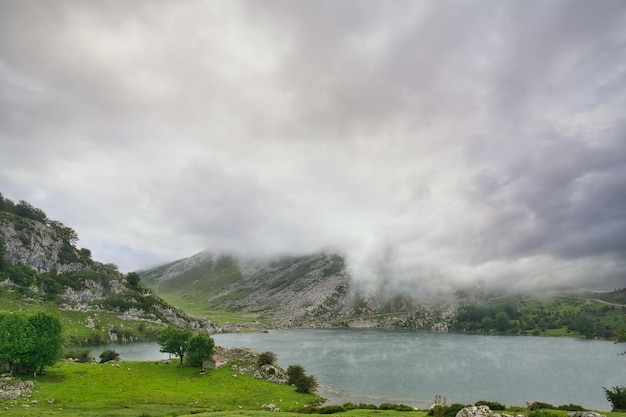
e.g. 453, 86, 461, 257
142, 250, 626, 339
0, 195, 209, 345
141, 251, 475, 331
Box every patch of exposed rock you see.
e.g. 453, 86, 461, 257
214, 346, 288, 384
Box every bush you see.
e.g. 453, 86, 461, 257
295, 374, 318, 393
65, 349, 92, 363
604, 386, 626, 411
555, 404, 585, 411
528, 401, 555, 411
475, 401, 505, 410
318, 405, 346, 414
257, 351, 276, 367
528, 410, 559, 417
99, 349, 120, 363
428, 403, 466, 417
287, 364, 306, 385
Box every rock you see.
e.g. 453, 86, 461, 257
456, 406, 494, 417
568, 413, 606, 417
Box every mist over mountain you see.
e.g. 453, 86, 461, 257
2, 1, 626, 292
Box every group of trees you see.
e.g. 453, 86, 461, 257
0, 311, 63, 375
453, 297, 626, 339
157, 326, 215, 367
0, 194, 48, 224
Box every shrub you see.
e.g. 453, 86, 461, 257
428, 403, 466, 417
475, 401, 505, 410
528, 410, 559, 417
528, 401, 555, 411
379, 403, 397, 410
394, 404, 416, 411
99, 349, 120, 363
65, 349, 92, 363
555, 404, 585, 411
257, 351, 276, 367
287, 364, 306, 385
604, 386, 626, 411
318, 405, 346, 414
295, 374, 318, 393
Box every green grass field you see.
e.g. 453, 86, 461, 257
0, 361, 322, 417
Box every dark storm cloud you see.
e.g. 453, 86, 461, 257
1, 0, 625, 290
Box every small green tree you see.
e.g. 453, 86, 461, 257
126, 272, 141, 289
27, 312, 63, 375
295, 374, 318, 393
495, 311, 510, 332
157, 326, 193, 366
604, 386, 626, 411
186, 333, 215, 368
287, 363, 306, 386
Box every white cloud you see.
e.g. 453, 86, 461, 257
1, 0, 625, 291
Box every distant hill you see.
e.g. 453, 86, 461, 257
0, 194, 209, 346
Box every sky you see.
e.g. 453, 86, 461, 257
1, 0, 625, 292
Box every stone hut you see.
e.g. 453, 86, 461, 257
203, 354, 228, 370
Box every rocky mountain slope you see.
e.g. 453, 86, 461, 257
140, 250, 468, 331
141, 249, 626, 339
0, 196, 209, 345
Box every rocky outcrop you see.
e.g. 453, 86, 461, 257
456, 406, 525, 417
0, 213, 88, 273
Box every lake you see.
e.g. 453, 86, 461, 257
84, 329, 625, 410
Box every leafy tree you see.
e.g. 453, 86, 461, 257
186, 332, 215, 367
157, 326, 193, 366
257, 351, 277, 367
605, 386, 626, 411
0, 312, 62, 375
27, 312, 63, 374
295, 374, 318, 393
495, 311, 510, 332
126, 272, 141, 289
14, 200, 48, 223
287, 363, 306, 386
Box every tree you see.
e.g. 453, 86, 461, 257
295, 374, 318, 393
495, 312, 510, 332
126, 272, 141, 289
186, 333, 215, 367
0, 312, 62, 375
604, 386, 626, 411
287, 363, 306, 386
27, 312, 63, 374
157, 326, 193, 366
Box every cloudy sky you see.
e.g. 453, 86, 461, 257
1, 1, 625, 291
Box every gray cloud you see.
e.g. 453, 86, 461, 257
1, 0, 625, 291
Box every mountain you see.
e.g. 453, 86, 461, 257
0, 195, 209, 345
140, 250, 467, 331
142, 250, 626, 339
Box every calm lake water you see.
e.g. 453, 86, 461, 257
84, 330, 625, 410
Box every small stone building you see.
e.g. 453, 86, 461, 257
203, 354, 228, 370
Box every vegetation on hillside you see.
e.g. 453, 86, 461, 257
452, 292, 626, 340
0, 194, 205, 346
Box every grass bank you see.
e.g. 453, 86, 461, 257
0, 361, 322, 417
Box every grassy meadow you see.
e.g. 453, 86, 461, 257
0, 361, 322, 417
